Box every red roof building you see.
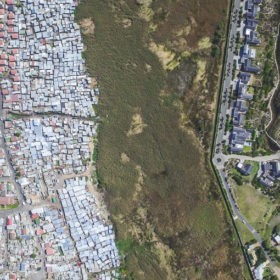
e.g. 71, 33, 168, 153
10, 135, 18, 142
0, 32, 4, 38
10, 69, 17, 75
0, 39, 4, 46
0, 53, 6, 59
11, 48, 18, 55
0, 66, 5, 73
2, 89, 9, 95
11, 94, 19, 102
46, 247, 54, 255
31, 213, 39, 220
6, 0, 14, 5
46, 247, 54, 256
7, 20, 15, 26
0, 60, 6, 65
6, 217, 12, 226
10, 33, 18, 40
36, 228, 44, 236
8, 13, 15, 20
9, 61, 15, 68
12, 75, 19, 82
9, 55, 16, 62
0, 9, 4, 16
0, 197, 16, 206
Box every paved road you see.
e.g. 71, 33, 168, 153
224, 152, 280, 162
0, 86, 25, 207
0, 9, 25, 207
213, 151, 280, 170
215, 0, 241, 149
0, 200, 54, 219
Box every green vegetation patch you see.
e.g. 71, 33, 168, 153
189, 203, 225, 249
243, 145, 252, 154
0, 203, 19, 210
76, 0, 244, 278
233, 184, 275, 237
235, 219, 256, 244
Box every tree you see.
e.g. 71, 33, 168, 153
273, 224, 280, 235
30, 253, 36, 259
233, 175, 243, 186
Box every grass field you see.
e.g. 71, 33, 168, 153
233, 184, 275, 237
0, 203, 19, 210
235, 219, 256, 244
76, 0, 245, 279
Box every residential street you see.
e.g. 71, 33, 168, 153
215, 0, 241, 150
0, 75, 25, 205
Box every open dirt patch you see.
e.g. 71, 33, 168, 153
122, 18, 132, 28
198, 36, 212, 50
137, 0, 154, 22
145, 63, 152, 73
89, 76, 98, 88
148, 41, 180, 71
80, 18, 95, 35
174, 26, 191, 37
120, 152, 130, 163
154, 241, 176, 280
168, 58, 197, 96
127, 111, 147, 136
133, 165, 146, 201
193, 59, 207, 87
136, 0, 152, 4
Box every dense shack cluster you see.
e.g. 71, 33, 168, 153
0, 0, 119, 279
58, 178, 119, 274
1, 0, 96, 116
4, 117, 96, 199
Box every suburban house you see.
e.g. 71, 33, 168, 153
245, 29, 260, 45
236, 161, 253, 176
230, 127, 251, 153
236, 80, 253, 100
258, 161, 280, 188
